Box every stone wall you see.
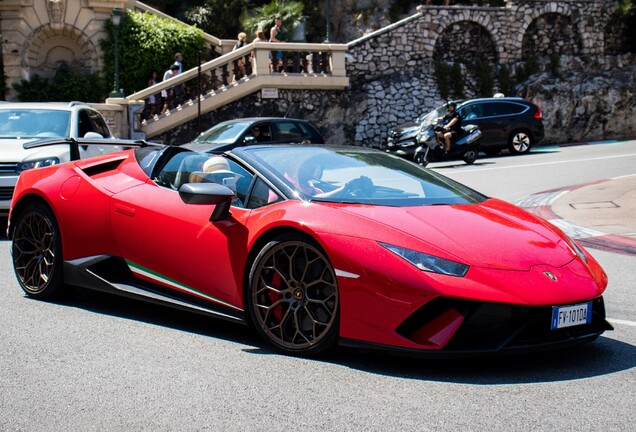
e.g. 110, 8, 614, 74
165, 1, 634, 148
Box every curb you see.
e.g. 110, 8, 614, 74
515, 181, 636, 256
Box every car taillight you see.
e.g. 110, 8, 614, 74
534, 105, 542, 119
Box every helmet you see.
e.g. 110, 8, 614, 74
447, 101, 457, 109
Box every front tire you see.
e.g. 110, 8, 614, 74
12, 203, 66, 300
508, 130, 533, 154
247, 234, 339, 356
414, 150, 430, 167
462, 149, 477, 164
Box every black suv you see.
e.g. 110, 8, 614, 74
386, 97, 544, 159
455, 97, 544, 155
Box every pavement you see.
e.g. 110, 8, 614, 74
517, 174, 636, 256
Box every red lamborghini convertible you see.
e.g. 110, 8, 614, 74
8, 139, 612, 356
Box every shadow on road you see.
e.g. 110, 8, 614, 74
47, 286, 634, 385
321, 336, 636, 384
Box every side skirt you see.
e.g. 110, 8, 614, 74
63, 255, 246, 324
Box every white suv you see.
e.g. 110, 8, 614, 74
0, 102, 115, 214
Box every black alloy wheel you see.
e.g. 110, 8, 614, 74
12, 203, 66, 299
247, 234, 339, 356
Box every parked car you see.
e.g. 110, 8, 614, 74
386, 97, 544, 160
0, 102, 115, 214
186, 117, 325, 153
457, 97, 544, 155
8, 140, 611, 357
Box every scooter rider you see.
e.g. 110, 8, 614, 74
436, 101, 462, 153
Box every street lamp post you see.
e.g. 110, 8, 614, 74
110, 8, 125, 98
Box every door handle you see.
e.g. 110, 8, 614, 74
114, 203, 136, 217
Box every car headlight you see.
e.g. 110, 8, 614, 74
379, 242, 469, 277
17, 157, 60, 173
564, 236, 588, 263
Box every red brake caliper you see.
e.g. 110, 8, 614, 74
269, 272, 284, 321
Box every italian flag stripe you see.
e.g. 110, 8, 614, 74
125, 260, 241, 311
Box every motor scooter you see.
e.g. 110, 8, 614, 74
413, 121, 482, 167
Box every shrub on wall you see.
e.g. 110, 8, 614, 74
101, 11, 205, 97
497, 65, 513, 96
475, 60, 494, 97
450, 62, 465, 99
13, 72, 107, 102
434, 61, 451, 101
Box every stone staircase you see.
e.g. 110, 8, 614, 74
108, 2, 349, 139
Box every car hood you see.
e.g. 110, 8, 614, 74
390, 123, 419, 138
183, 141, 230, 153
334, 198, 574, 271
0, 138, 70, 163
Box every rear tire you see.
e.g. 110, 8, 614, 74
508, 130, 533, 154
247, 233, 339, 356
12, 203, 66, 300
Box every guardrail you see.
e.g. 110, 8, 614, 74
114, 42, 349, 138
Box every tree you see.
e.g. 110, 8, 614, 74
240, 0, 306, 41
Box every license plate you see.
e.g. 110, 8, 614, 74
551, 302, 592, 330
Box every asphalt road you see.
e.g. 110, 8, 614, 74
1, 142, 634, 431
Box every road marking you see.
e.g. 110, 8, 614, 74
611, 173, 636, 180
453, 152, 636, 173
608, 318, 636, 327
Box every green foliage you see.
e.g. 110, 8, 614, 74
549, 54, 561, 78
101, 11, 205, 96
450, 62, 465, 99
389, 1, 418, 22
618, 0, 636, 52
12, 72, 107, 102
475, 60, 494, 97
434, 61, 451, 101
497, 65, 513, 97
515, 56, 540, 84
184, 0, 251, 39
240, 0, 306, 41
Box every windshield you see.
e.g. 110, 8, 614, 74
0, 109, 71, 139
193, 121, 252, 144
417, 101, 464, 127
248, 146, 487, 206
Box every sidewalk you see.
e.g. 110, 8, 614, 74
517, 175, 636, 255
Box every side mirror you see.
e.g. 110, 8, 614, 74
178, 182, 235, 221
83, 131, 104, 139
243, 135, 257, 145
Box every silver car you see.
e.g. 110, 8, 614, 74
0, 102, 115, 214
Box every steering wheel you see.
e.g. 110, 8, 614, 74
342, 176, 374, 198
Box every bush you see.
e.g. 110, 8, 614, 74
13, 72, 107, 102
476, 60, 494, 97
434, 61, 451, 101
450, 62, 465, 99
549, 54, 561, 78
101, 11, 205, 97
497, 64, 513, 96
